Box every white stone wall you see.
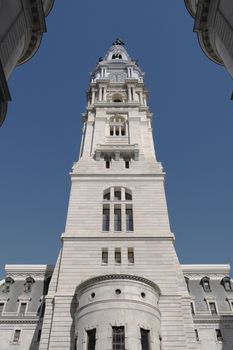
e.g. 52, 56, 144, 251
40, 43, 197, 350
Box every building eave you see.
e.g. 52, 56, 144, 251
196, 31, 223, 66
184, 0, 196, 17
0, 60, 11, 127
17, 0, 54, 66
181, 264, 230, 275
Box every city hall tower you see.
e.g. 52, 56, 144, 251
39, 39, 196, 350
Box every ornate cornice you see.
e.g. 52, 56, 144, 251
194, 316, 233, 324
181, 264, 230, 276
76, 274, 161, 296
5, 265, 54, 280
0, 318, 39, 324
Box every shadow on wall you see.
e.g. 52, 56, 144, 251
70, 294, 77, 350
28, 274, 51, 350
220, 315, 233, 350
29, 321, 42, 350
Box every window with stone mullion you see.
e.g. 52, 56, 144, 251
112, 326, 125, 350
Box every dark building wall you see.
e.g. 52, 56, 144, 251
184, 0, 233, 79
0, 0, 55, 126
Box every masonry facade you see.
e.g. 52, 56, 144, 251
0, 40, 233, 349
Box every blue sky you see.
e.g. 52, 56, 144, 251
0, 1, 232, 277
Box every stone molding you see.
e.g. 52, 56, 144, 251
194, 317, 233, 324
61, 235, 175, 241
0, 318, 39, 324
5, 265, 54, 280
75, 274, 161, 296
181, 264, 230, 275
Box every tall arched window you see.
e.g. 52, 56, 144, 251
102, 187, 133, 232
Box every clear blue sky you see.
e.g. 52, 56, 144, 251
0, 1, 232, 278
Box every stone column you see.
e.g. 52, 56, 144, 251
91, 90, 95, 104
128, 86, 132, 101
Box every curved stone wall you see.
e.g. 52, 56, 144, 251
75, 274, 161, 350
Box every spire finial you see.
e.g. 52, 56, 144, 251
112, 38, 125, 46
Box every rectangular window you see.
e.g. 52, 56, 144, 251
190, 302, 195, 315
0, 303, 4, 315
216, 329, 223, 342
194, 329, 199, 341
128, 248, 134, 264
112, 326, 125, 350
87, 329, 96, 350
114, 207, 122, 231
19, 302, 27, 316
140, 329, 150, 350
13, 330, 21, 343
209, 302, 217, 315
126, 207, 133, 231
102, 206, 110, 231
106, 160, 110, 169
125, 160, 129, 168
115, 248, 121, 264
102, 248, 108, 264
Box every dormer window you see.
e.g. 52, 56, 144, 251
201, 276, 211, 292
185, 277, 190, 293
221, 276, 232, 291
2, 276, 14, 293
24, 277, 35, 293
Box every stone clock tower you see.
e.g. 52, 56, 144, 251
39, 39, 196, 350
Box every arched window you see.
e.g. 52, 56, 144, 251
24, 277, 35, 293
103, 188, 110, 200
109, 116, 126, 137
201, 276, 211, 292
112, 94, 123, 103
114, 189, 121, 200
112, 53, 122, 59
125, 190, 132, 201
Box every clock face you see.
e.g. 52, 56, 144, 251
109, 71, 127, 82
